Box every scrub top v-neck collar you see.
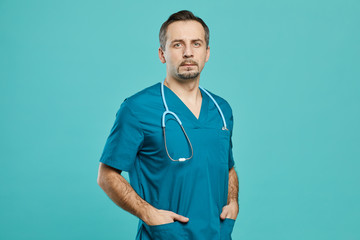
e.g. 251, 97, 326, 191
162, 82, 209, 127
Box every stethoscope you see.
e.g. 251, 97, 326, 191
161, 79, 228, 162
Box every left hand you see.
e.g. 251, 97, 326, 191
220, 201, 239, 220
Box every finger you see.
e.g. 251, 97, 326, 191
172, 213, 189, 223
220, 209, 228, 220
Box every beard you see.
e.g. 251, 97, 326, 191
176, 60, 200, 80
177, 71, 200, 80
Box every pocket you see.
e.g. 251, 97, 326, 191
145, 221, 188, 240
216, 129, 231, 165
220, 218, 236, 240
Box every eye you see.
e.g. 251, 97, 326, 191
174, 43, 182, 47
194, 42, 201, 47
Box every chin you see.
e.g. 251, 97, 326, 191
177, 72, 200, 80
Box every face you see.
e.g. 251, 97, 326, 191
159, 20, 210, 82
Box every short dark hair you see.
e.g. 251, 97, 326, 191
159, 10, 209, 50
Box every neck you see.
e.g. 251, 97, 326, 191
164, 77, 202, 103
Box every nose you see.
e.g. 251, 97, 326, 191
183, 45, 193, 58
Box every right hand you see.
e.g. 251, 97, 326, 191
145, 209, 189, 226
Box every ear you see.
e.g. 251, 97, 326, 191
205, 46, 210, 62
158, 47, 166, 63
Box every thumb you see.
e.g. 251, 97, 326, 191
220, 209, 227, 220
172, 213, 189, 223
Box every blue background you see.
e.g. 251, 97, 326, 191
1, 0, 359, 239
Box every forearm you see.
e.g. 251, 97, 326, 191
220, 167, 239, 220
227, 167, 239, 205
97, 164, 156, 224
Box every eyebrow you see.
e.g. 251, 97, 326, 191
171, 39, 204, 44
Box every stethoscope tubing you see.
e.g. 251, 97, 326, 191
160, 79, 228, 161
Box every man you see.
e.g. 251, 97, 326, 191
97, 10, 239, 240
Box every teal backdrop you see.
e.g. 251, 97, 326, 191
1, 0, 359, 239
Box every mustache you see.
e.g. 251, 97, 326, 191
180, 60, 198, 66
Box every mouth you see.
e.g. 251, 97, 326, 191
181, 64, 196, 67
180, 61, 197, 67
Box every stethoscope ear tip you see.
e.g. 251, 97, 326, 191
222, 127, 228, 131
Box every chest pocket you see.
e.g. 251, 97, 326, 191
203, 128, 230, 166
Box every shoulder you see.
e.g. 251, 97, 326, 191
119, 82, 161, 108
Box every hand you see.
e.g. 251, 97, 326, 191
220, 201, 239, 220
145, 209, 189, 226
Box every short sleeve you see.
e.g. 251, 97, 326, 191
99, 99, 144, 172
228, 109, 235, 170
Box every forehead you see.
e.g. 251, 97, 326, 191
166, 20, 205, 42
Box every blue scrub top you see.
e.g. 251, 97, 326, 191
99, 82, 236, 240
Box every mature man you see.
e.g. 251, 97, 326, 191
97, 10, 239, 240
